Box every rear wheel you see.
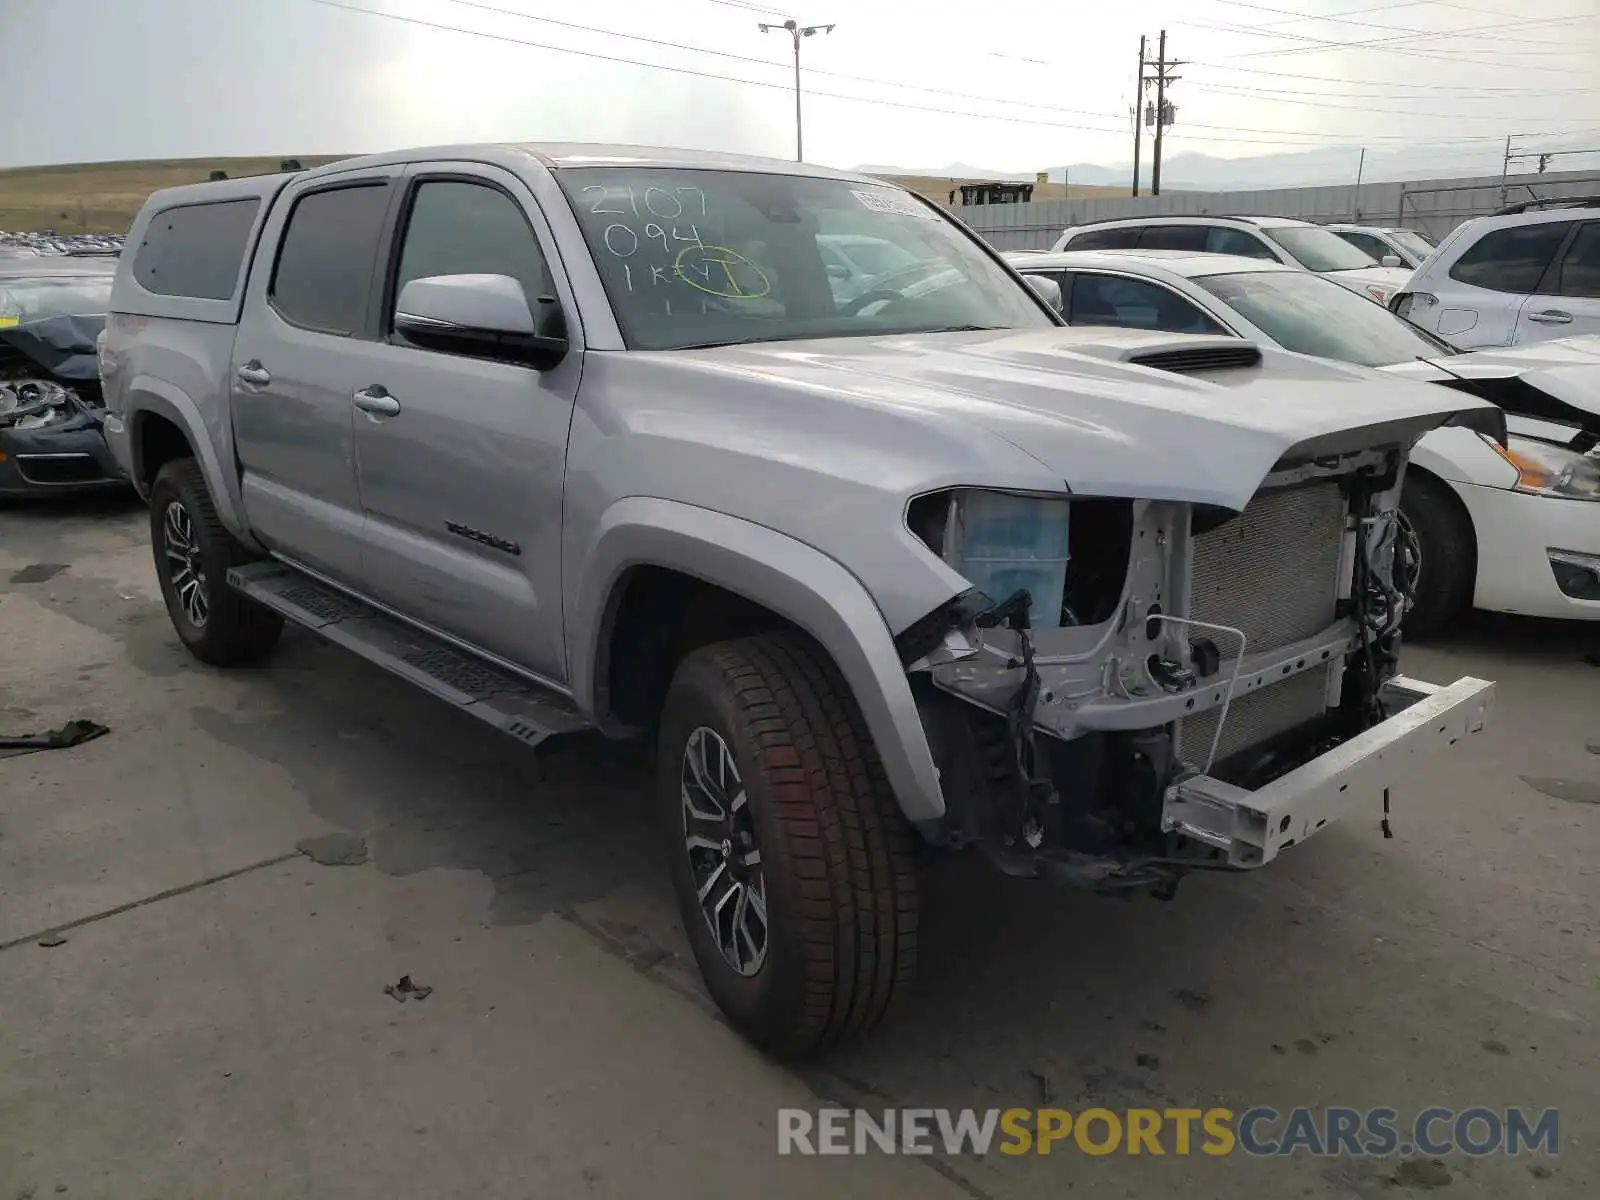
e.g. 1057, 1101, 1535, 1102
657, 633, 918, 1058
149, 458, 283, 665
1399, 473, 1475, 639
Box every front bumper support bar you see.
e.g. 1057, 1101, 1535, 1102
1161, 674, 1495, 867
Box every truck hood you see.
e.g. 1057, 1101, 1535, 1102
677, 327, 1494, 511
1382, 335, 1600, 443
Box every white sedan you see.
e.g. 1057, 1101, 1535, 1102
1007, 248, 1600, 634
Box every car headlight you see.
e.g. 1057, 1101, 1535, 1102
0, 378, 79, 430
1488, 435, 1600, 501
908, 488, 1073, 628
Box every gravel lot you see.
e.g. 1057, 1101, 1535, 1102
2, 494, 1596, 1199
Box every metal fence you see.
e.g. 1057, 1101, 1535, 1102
948, 168, 1600, 250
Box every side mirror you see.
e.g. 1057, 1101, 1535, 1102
1380, 254, 1403, 268
1023, 273, 1064, 313
394, 273, 567, 369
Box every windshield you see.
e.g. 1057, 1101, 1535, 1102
0, 275, 113, 327
1263, 226, 1382, 272
1386, 229, 1436, 261
556, 168, 1054, 350
1196, 270, 1450, 367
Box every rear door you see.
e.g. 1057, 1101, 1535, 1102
1432, 220, 1572, 348
1513, 220, 1600, 344
350, 163, 581, 684
231, 168, 401, 581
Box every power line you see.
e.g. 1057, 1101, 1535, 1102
309, 0, 1133, 132
1187, 57, 1595, 91
1190, 78, 1593, 102
307, 1, 1596, 153
1189, 82, 1599, 121
442, 0, 1125, 122
1188, 12, 1598, 70
1210, 0, 1583, 48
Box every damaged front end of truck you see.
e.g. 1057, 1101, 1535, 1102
894, 376, 1496, 897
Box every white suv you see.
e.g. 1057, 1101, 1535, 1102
1051, 214, 1412, 304
1393, 197, 1600, 349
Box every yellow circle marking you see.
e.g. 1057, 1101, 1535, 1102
672, 244, 771, 299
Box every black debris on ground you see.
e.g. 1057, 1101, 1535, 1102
1028, 1068, 1053, 1105
0, 720, 109, 761
1174, 988, 1212, 1013
294, 832, 369, 866
1393, 1158, 1453, 1189
8, 563, 68, 584
384, 975, 434, 1003
1482, 1039, 1510, 1055
1134, 1053, 1160, 1070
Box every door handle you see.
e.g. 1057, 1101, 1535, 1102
353, 385, 401, 417
236, 362, 272, 387
1527, 309, 1573, 324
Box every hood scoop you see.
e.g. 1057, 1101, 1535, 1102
1128, 344, 1263, 375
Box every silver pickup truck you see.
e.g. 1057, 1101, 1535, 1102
101, 143, 1495, 1057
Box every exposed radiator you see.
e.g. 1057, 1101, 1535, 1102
1179, 481, 1348, 768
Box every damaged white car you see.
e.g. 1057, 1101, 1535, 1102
102, 145, 1495, 1056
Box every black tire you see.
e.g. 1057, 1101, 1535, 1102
1400, 473, 1476, 639
149, 457, 283, 665
658, 633, 918, 1058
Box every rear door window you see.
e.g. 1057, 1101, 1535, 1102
132, 199, 260, 299
1448, 222, 1573, 294
270, 184, 390, 335
1067, 273, 1225, 334
1555, 222, 1600, 298
1205, 227, 1279, 259
1333, 230, 1389, 261
1137, 225, 1209, 251
1066, 227, 1143, 250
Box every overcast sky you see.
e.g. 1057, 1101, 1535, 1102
4, 0, 1597, 175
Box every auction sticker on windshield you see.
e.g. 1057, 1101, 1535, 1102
851, 189, 939, 220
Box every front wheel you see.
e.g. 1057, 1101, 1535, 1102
658, 633, 918, 1058
149, 458, 283, 666
1398, 474, 1476, 639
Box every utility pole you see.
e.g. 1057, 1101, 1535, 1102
759, 17, 835, 162
1500, 133, 1512, 209
1132, 34, 1145, 197
1352, 147, 1366, 221
1146, 29, 1183, 196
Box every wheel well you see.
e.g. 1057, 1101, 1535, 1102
133, 412, 195, 490
600, 566, 803, 729
1403, 464, 1479, 594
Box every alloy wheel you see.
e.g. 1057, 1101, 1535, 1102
681, 726, 768, 976
162, 499, 209, 629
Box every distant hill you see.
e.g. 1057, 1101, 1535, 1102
0, 156, 346, 234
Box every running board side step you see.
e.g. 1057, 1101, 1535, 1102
227, 561, 590, 747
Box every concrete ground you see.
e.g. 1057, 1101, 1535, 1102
1, 493, 1596, 1200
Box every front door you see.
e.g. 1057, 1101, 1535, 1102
351, 165, 581, 684
1515, 220, 1600, 345
231, 171, 400, 582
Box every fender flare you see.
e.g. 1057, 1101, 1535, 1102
570, 497, 948, 822
125, 377, 252, 540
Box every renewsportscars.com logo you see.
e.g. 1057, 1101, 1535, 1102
777, 1107, 1560, 1158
